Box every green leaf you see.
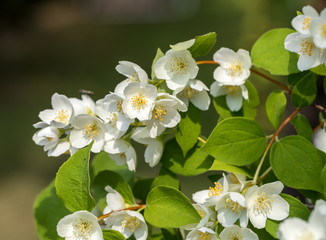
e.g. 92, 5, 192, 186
291, 71, 317, 108
213, 96, 242, 122
265, 91, 287, 129
144, 186, 201, 228
290, 114, 313, 141
161, 139, 214, 176
55, 145, 95, 212
151, 167, 179, 190
132, 178, 154, 203
270, 135, 324, 193
188, 32, 217, 58
245, 80, 260, 107
103, 229, 125, 240
266, 193, 310, 238
310, 64, 326, 76
176, 103, 201, 156
209, 160, 252, 177
321, 161, 326, 197
202, 117, 267, 166
288, 71, 307, 86
92, 170, 134, 211
324, 77, 326, 95
251, 28, 299, 75
90, 151, 134, 186
151, 48, 165, 80
161, 228, 183, 240
34, 181, 70, 240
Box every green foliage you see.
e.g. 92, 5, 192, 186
265, 91, 287, 129
251, 28, 299, 75
310, 64, 326, 76
290, 114, 312, 141
202, 117, 267, 166
176, 103, 201, 156
92, 170, 134, 211
265, 193, 310, 238
103, 229, 125, 240
324, 77, 326, 95
188, 32, 217, 58
151, 167, 179, 190
161, 139, 214, 176
144, 186, 201, 228
270, 135, 325, 193
133, 178, 154, 203
34, 181, 70, 240
55, 145, 95, 212
291, 71, 317, 108
209, 159, 252, 177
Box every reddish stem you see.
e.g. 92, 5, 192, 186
97, 204, 146, 222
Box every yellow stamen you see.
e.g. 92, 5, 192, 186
208, 182, 223, 197
46, 137, 53, 142
121, 216, 140, 232
117, 100, 123, 113
223, 86, 241, 96
131, 93, 147, 110
197, 231, 211, 240
254, 192, 274, 216
227, 173, 240, 184
170, 57, 189, 75
224, 198, 243, 214
73, 219, 93, 240
302, 17, 312, 30
152, 105, 167, 121
128, 72, 140, 82
228, 62, 243, 76
321, 24, 326, 38
180, 86, 199, 98
55, 109, 69, 124
230, 232, 243, 240
300, 40, 314, 56
83, 122, 99, 140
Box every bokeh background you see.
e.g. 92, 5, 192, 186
1, 0, 325, 239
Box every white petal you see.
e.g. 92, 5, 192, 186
170, 39, 195, 51
192, 190, 210, 204
277, 217, 310, 240
267, 195, 289, 221
248, 209, 267, 229
226, 94, 243, 112
144, 140, 163, 167
70, 129, 91, 149
48, 140, 70, 157
210, 82, 226, 97
190, 90, 210, 111
39, 109, 56, 125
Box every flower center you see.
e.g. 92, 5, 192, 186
225, 198, 243, 214
83, 122, 99, 140
197, 209, 205, 218
297, 230, 314, 240
106, 112, 118, 128
322, 24, 326, 38
181, 86, 199, 98
117, 100, 123, 113
131, 93, 147, 110
228, 63, 243, 76
302, 17, 311, 30
223, 86, 242, 96
122, 216, 141, 232
170, 57, 189, 75
128, 72, 140, 82
254, 192, 274, 216
227, 173, 240, 184
208, 182, 223, 197
197, 231, 211, 240
55, 109, 69, 124
300, 40, 314, 56
152, 105, 167, 121
46, 137, 53, 142
73, 219, 93, 240
230, 232, 243, 240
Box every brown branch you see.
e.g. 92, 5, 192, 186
97, 204, 146, 222
196, 60, 219, 65
313, 119, 326, 133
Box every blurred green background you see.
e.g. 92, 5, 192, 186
0, 0, 324, 239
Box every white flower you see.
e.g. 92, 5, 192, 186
104, 139, 137, 171
154, 49, 199, 90
215, 192, 248, 228
70, 115, 108, 153
220, 225, 258, 240
185, 227, 218, 240
245, 181, 289, 229
115, 61, 148, 95
213, 48, 251, 86
131, 127, 163, 167
69, 94, 97, 116
104, 210, 147, 240
96, 93, 133, 132
277, 200, 326, 240
210, 83, 248, 112
183, 204, 216, 230
57, 210, 103, 240
310, 9, 326, 48
284, 32, 321, 71
291, 5, 319, 35
103, 185, 125, 214
224, 172, 248, 192
39, 93, 74, 128
174, 79, 211, 111
312, 128, 326, 153
122, 82, 157, 121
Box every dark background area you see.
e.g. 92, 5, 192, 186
0, 0, 324, 239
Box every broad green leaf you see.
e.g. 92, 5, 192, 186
133, 178, 154, 203
270, 135, 324, 193
151, 48, 165, 80
161, 139, 214, 176
209, 160, 252, 177
90, 151, 134, 186
242, 101, 257, 120
266, 193, 310, 238
291, 71, 317, 108
176, 103, 201, 156
265, 91, 287, 129
55, 145, 95, 212
92, 170, 134, 211
251, 28, 299, 75
144, 186, 201, 228
202, 117, 267, 166
310, 64, 326, 76
151, 167, 179, 190
188, 32, 217, 58
103, 229, 125, 240
161, 228, 183, 240
245, 80, 260, 107
34, 181, 70, 240
213, 96, 242, 122
290, 114, 313, 141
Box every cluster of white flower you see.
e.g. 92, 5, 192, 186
33, 39, 254, 170
277, 199, 326, 240
285, 5, 326, 71
185, 173, 289, 239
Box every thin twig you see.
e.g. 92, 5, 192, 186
97, 204, 146, 222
